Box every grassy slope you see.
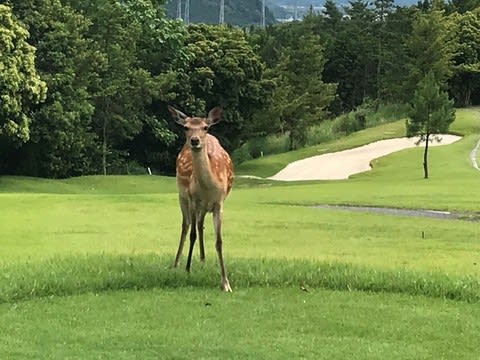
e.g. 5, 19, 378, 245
0, 108, 479, 358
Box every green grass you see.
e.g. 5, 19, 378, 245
1, 191, 479, 275
0, 175, 176, 194
1, 255, 478, 304
0, 108, 479, 358
1, 288, 478, 359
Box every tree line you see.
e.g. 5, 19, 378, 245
0, 0, 479, 178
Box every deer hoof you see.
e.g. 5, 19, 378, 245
221, 280, 232, 292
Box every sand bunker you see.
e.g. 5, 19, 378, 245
269, 135, 462, 181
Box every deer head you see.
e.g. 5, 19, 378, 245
168, 106, 223, 152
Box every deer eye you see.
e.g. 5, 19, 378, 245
203, 126, 209, 131
183, 126, 189, 131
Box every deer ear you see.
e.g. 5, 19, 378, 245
168, 105, 188, 125
207, 107, 223, 126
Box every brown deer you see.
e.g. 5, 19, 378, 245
168, 105, 234, 292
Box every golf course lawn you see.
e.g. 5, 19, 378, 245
0, 108, 479, 358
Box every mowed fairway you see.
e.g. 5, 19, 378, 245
0, 108, 479, 359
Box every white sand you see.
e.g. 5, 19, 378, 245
269, 135, 462, 181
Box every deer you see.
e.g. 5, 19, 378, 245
168, 105, 234, 292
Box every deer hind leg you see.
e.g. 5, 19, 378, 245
213, 203, 232, 292
198, 211, 207, 262
173, 196, 190, 268
186, 210, 197, 273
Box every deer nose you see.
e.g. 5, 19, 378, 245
190, 137, 200, 147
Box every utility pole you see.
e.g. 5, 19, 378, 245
219, 0, 225, 24
294, 0, 298, 20
177, 0, 182, 19
261, 0, 266, 28
184, 0, 190, 24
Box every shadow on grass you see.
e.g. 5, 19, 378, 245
1, 254, 478, 304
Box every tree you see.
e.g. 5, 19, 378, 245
179, 24, 271, 151
322, 0, 343, 30
6, 0, 97, 178
0, 4, 46, 144
66, 0, 177, 175
267, 32, 336, 149
405, 8, 457, 95
380, 6, 416, 102
373, 0, 394, 102
445, 0, 480, 14
449, 9, 480, 106
406, 71, 455, 179
122, 0, 192, 175
321, 0, 377, 112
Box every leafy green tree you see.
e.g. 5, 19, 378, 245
65, 0, 178, 175
380, 6, 416, 102
179, 24, 271, 151
449, 9, 480, 106
405, 8, 457, 95
406, 71, 455, 179
85, 0, 147, 175
0, 4, 46, 144
267, 32, 336, 149
325, 1, 376, 112
445, 0, 480, 14
322, 0, 343, 30
122, 0, 191, 174
6, 0, 98, 177
373, 0, 394, 102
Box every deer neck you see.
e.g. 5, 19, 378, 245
191, 142, 216, 189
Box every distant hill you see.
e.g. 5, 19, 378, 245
267, 0, 419, 21
163, 0, 276, 27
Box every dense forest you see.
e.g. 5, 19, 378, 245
1, 0, 479, 178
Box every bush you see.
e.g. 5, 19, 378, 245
232, 135, 290, 164
232, 144, 253, 165
333, 112, 364, 135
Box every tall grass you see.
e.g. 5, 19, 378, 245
1, 254, 478, 304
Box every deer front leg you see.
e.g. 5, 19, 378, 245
173, 218, 189, 268
173, 197, 190, 268
213, 204, 232, 292
198, 211, 206, 262
186, 212, 197, 273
